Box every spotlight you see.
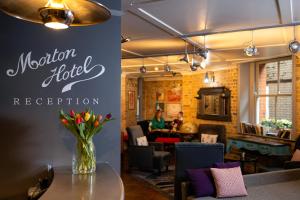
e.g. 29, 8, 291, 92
198, 48, 209, 59
164, 65, 171, 72
244, 45, 258, 57
180, 53, 190, 63
200, 59, 207, 69
190, 63, 198, 71
121, 35, 131, 43
180, 42, 190, 63
289, 40, 300, 54
140, 66, 147, 73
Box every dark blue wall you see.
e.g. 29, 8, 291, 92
0, 0, 121, 199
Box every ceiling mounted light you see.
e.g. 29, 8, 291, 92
198, 48, 209, 60
140, 66, 147, 73
121, 35, 131, 43
190, 46, 201, 71
244, 31, 259, 57
140, 58, 146, 73
164, 65, 171, 72
289, 40, 300, 54
0, 0, 111, 30
289, 26, 300, 54
198, 36, 209, 68
180, 42, 190, 63
244, 45, 258, 57
164, 56, 171, 72
190, 64, 198, 71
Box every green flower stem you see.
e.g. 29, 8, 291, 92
73, 139, 96, 174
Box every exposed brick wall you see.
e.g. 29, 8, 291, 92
142, 80, 183, 120
182, 66, 239, 136
121, 76, 138, 131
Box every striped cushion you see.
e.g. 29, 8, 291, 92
211, 167, 248, 198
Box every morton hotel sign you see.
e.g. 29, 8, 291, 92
5, 48, 105, 106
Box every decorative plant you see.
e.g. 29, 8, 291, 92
261, 118, 292, 129
59, 109, 113, 174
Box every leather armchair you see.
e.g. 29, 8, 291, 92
198, 124, 226, 148
174, 143, 224, 200
126, 125, 171, 172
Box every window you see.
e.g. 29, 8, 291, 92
255, 58, 293, 128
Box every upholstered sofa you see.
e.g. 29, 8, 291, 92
175, 143, 300, 200
183, 168, 300, 200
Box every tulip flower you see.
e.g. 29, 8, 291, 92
92, 114, 96, 121
84, 112, 91, 121
75, 116, 83, 124
105, 113, 112, 120
76, 114, 81, 119
61, 118, 68, 125
94, 120, 100, 127
70, 110, 75, 117
97, 115, 103, 121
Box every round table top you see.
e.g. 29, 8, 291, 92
40, 163, 124, 200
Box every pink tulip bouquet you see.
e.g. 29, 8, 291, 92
59, 109, 113, 174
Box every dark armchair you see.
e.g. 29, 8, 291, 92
198, 124, 226, 147
284, 136, 300, 169
174, 143, 224, 200
126, 125, 171, 172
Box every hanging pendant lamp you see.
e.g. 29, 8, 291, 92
289, 25, 300, 54
0, 0, 111, 29
244, 31, 258, 57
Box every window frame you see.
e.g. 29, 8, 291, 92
254, 56, 294, 129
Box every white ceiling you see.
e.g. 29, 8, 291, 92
121, 0, 300, 75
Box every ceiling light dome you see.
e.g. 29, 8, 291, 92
40, 7, 74, 29
0, 0, 111, 30
289, 40, 300, 54
244, 45, 258, 57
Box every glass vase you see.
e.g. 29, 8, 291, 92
72, 139, 96, 174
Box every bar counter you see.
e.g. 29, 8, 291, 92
40, 163, 124, 200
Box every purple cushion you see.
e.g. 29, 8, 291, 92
186, 168, 215, 197
214, 162, 240, 168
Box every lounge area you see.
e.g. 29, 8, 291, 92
1, 0, 300, 200
120, 0, 300, 199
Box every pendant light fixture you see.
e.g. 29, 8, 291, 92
204, 72, 209, 83
164, 56, 171, 72
244, 30, 258, 57
0, 0, 111, 30
199, 36, 209, 69
203, 71, 215, 83
190, 46, 199, 71
180, 42, 190, 63
289, 25, 300, 54
140, 58, 146, 73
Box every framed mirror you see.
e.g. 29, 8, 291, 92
195, 87, 231, 121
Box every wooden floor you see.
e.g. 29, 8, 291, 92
122, 173, 169, 200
